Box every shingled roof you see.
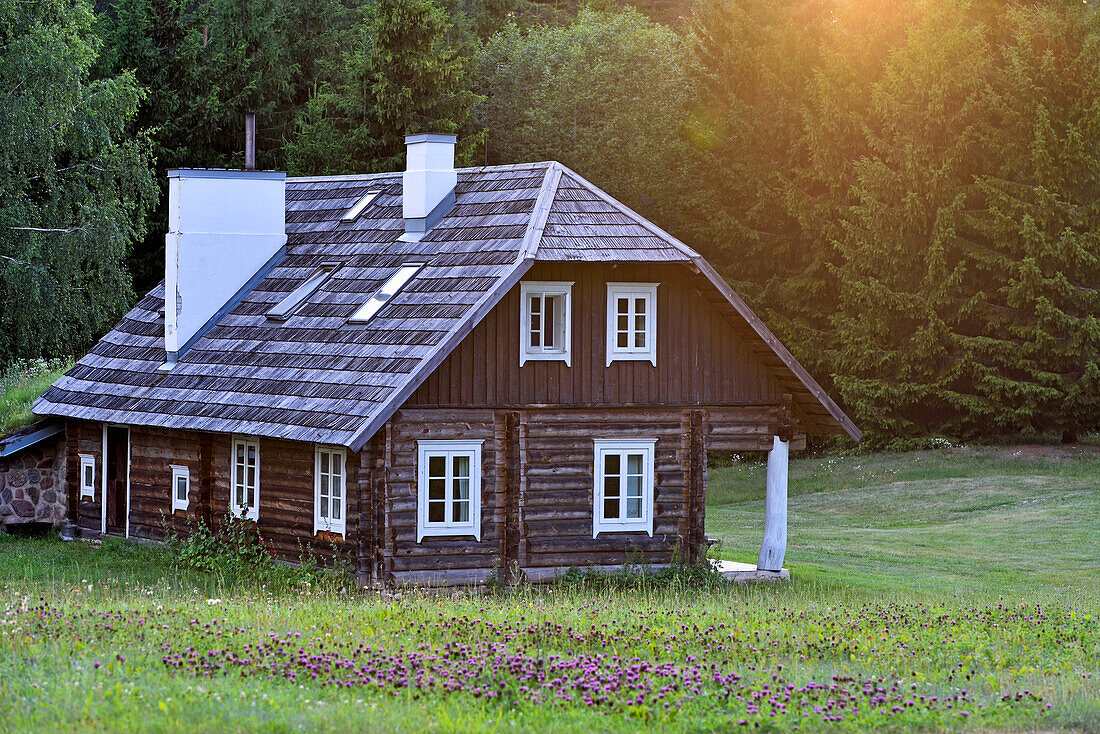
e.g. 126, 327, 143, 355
34, 161, 860, 448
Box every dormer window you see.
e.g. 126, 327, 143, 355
520, 281, 572, 366
606, 283, 657, 366
350, 263, 424, 323
342, 190, 382, 221
266, 262, 338, 321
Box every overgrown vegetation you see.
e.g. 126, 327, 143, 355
0, 447, 1095, 732
0, 358, 71, 435
165, 516, 354, 593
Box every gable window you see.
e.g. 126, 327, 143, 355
170, 465, 190, 512
350, 263, 424, 323
592, 438, 656, 537
606, 283, 658, 366
79, 454, 95, 499
230, 437, 260, 521
314, 446, 346, 536
519, 281, 573, 366
416, 440, 482, 542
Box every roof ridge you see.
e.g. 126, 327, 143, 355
287, 160, 554, 184
519, 162, 564, 261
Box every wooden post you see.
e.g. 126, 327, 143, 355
757, 435, 789, 571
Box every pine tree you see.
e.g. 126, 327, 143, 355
286, 0, 479, 176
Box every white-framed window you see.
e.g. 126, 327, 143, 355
78, 454, 95, 499
170, 465, 190, 512
520, 281, 573, 366
606, 283, 658, 366
314, 446, 346, 536
593, 438, 657, 537
416, 440, 482, 542
230, 437, 260, 521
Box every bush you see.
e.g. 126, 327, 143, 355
167, 517, 353, 593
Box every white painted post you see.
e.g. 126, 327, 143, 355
757, 435, 789, 572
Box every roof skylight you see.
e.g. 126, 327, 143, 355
349, 263, 424, 323
342, 190, 382, 221
266, 262, 338, 321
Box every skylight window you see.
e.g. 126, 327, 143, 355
349, 263, 424, 323
342, 190, 382, 221
266, 262, 338, 321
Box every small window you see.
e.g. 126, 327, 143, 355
593, 438, 656, 537
230, 437, 260, 521
416, 440, 482, 542
314, 446, 346, 536
350, 263, 424, 323
519, 281, 573, 366
79, 454, 95, 499
342, 190, 382, 221
606, 283, 658, 366
267, 262, 338, 321
170, 465, 190, 512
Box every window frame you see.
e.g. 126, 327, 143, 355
170, 464, 190, 513
592, 438, 657, 537
606, 283, 658, 366
78, 453, 95, 499
314, 445, 347, 536
416, 440, 483, 543
519, 281, 574, 366
229, 436, 260, 521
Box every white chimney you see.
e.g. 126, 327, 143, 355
164, 169, 287, 363
402, 133, 457, 238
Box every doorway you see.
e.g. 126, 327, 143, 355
105, 426, 129, 534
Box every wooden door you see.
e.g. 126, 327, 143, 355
105, 427, 129, 533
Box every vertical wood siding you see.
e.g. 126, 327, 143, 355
408, 262, 786, 408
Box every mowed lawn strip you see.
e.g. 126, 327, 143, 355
707, 444, 1100, 598
0, 446, 1097, 733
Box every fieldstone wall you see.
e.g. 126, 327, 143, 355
0, 436, 67, 527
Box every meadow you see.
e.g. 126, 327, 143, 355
0, 444, 1097, 733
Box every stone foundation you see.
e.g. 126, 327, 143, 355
0, 436, 67, 527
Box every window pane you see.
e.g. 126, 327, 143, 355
635, 330, 646, 348
320, 474, 329, 498
236, 444, 244, 463
85, 466, 93, 485
332, 501, 341, 520
235, 464, 244, 487
544, 296, 556, 349
604, 497, 620, 520
604, 475, 620, 498
617, 331, 629, 349
626, 474, 643, 498
176, 476, 187, 500
320, 496, 329, 517
626, 497, 643, 519
627, 453, 643, 475
453, 477, 469, 502
617, 297, 629, 315
452, 454, 470, 480
428, 455, 446, 478
604, 453, 620, 476
428, 500, 445, 523
617, 314, 628, 331
331, 479, 341, 500
320, 452, 329, 474
452, 500, 470, 523
247, 445, 256, 465
247, 466, 256, 488
428, 477, 445, 501
635, 297, 646, 315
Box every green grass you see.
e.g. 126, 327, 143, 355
0, 446, 1097, 733
0, 358, 71, 435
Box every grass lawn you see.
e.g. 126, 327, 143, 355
0, 445, 1097, 733
0, 358, 71, 435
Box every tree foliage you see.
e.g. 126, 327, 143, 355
0, 0, 155, 368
